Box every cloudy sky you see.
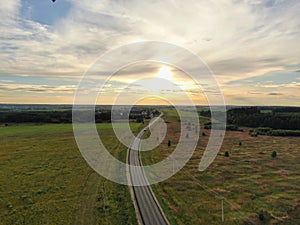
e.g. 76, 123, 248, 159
0, 0, 299, 106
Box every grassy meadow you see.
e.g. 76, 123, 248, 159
1, 110, 299, 225
0, 123, 139, 225
142, 109, 300, 224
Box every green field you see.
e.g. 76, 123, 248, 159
0, 123, 139, 225
142, 110, 300, 224
1, 111, 299, 225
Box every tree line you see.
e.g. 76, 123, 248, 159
199, 106, 300, 133
226, 107, 300, 130
0, 109, 159, 124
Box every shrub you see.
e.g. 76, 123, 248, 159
251, 128, 300, 137
270, 130, 300, 137
272, 151, 277, 158
167, 140, 171, 147
226, 124, 239, 131
249, 129, 258, 137
224, 151, 229, 157
7, 203, 13, 209
37, 189, 46, 194
258, 210, 271, 222
258, 210, 265, 221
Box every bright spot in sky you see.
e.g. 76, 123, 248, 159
157, 67, 173, 80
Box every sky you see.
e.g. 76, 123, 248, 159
0, 0, 299, 106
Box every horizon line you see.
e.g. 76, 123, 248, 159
0, 103, 299, 107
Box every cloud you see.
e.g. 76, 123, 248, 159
0, 80, 14, 83
226, 70, 300, 86
256, 81, 300, 88
0, 0, 300, 105
0, 83, 76, 94
268, 92, 283, 96
0, 1, 21, 24
1, 0, 299, 77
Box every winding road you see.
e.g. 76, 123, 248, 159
127, 115, 170, 225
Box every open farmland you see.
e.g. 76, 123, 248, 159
1, 109, 299, 225
0, 123, 139, 225
142, 109, 300, 224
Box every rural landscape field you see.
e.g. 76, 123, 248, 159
0, 122, 138, 225
1, 106, 299, 224
142, 109, 300, 224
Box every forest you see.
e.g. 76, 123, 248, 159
200, 106, 300, 136
0, 108, 159, 124
226, 107, 300, 130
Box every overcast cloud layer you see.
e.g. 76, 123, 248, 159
0, 0, 299, 105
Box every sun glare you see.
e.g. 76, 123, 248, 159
157, 66, 173, 80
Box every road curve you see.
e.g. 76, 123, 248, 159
127, 115, 170, 225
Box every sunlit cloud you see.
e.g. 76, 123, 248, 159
256, 81, 300, 88
0, 0, 299, 105
0, 83, 76, 93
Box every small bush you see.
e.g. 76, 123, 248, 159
239, 141, 242, 146
270, 130, 300, 137
37, 189, 46, 194
258, 210, 271, 222
224, 151, 230, 157
258, 210, 265, 221
250, 128, 300, 137
226, 124, 239, 131
167, 140, 171, 147
256, 127, 272, 135
249, 130, 258, 137
272, 151, 277, 158
20, 195, 27, 201
7, 203, 13, 209
202, 132, 206, 136
251, 133, 258, 137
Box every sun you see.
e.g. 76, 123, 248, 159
157, 66, 173, 80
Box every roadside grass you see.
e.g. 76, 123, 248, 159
141, 109, 300, 224
0, 123, 139, 225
